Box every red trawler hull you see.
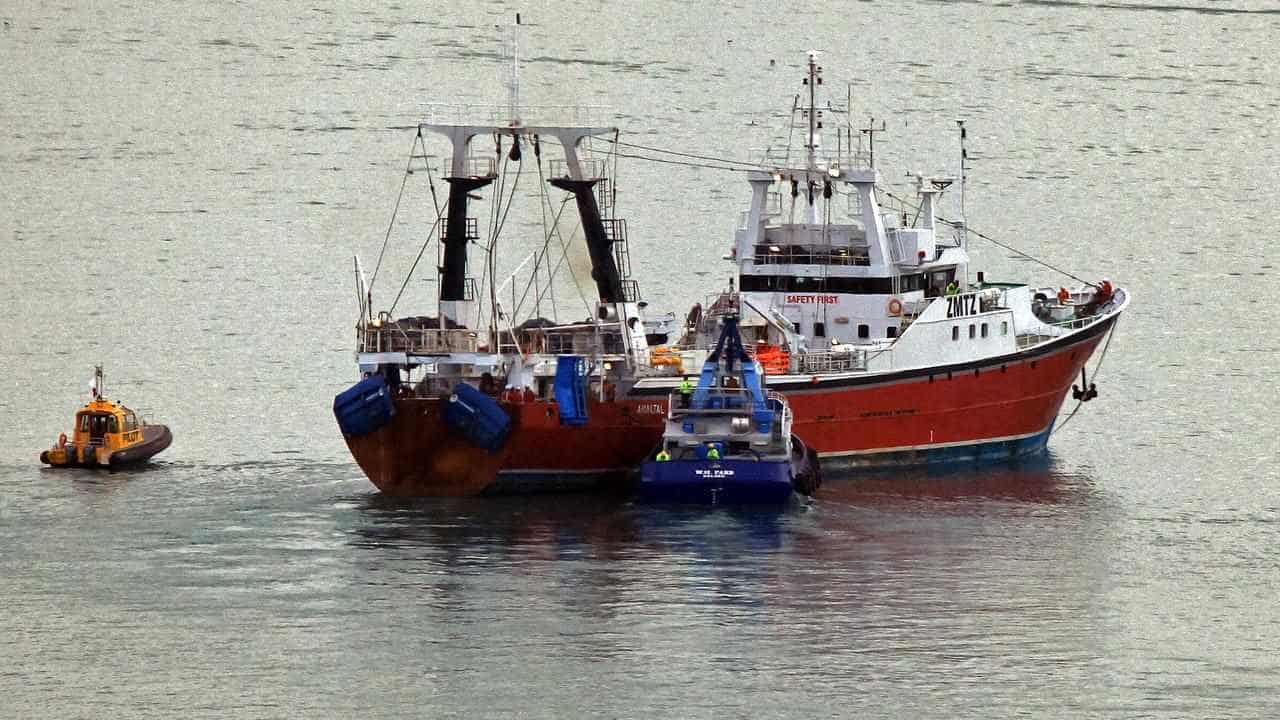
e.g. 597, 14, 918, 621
344, 314, 1116, 496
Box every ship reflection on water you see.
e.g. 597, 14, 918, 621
818, 452, 1099, 506
334, 457, 1116, 705
345, 454, 1103, 594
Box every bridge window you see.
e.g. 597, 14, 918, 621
968, 324, 976, 339
981, 323, 989, 338
738, 274, 926, 295
952, 326, 959, 341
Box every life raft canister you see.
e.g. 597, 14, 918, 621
887, 297, 903, 316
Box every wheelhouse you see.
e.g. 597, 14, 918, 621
74, 403, 141, 446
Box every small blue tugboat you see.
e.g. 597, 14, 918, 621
639, 315, 821, 505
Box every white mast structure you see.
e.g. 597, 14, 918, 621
419, 14, 648, 370
803, 50, 822, 225
503, 14, 522, 127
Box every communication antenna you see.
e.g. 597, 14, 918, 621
802, 50, 823, 171
501, 14, 523, 126
860, 116, 886, 170
957, 119, 968, 251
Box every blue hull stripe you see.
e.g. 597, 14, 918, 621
819, 425, 1054, 471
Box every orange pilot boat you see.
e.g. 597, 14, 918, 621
40, 366, 172, 469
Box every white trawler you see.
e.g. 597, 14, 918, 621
630, 51, 1128, 470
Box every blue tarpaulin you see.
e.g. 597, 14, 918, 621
333, 374, 396, 437
443, 383, 512, 452
554, 356, 589, 426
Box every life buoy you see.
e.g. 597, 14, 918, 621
887, 298, 903, 316
58, 432, 67, 448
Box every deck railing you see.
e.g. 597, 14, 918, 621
358, 326, 480, 354
666, 388, 757, 418
1015, 310, 1107, 349
797, 349, 865, 373
752, 246, 870, 266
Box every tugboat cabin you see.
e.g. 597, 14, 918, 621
76, 400, 143, 451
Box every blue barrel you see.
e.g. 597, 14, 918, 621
334, 374, 396, 437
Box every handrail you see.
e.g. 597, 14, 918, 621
665, 390, 757, 418
358, 326, 481, 354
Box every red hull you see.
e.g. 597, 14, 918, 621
344, 395, 666, 496
785, 328, 1107, 466
345, 315, 1116, 496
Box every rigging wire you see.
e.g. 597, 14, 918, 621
606, 138, 763, 169
386, 215, 443, 317
606, 150, 749, 174
604, 137, 1102, 288
525, 135, 595, 320
489, 149, 524, 331
369, 130, 426, 294
530, 134, 560, 321
934, 216, 1095, 288
875, 186, 1100, 288
525, 175, 590, 320
376, 132, 1099, 326
515, 157, 571, 321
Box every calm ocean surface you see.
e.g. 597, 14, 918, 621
3, 1, 1279, 717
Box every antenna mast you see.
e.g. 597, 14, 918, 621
861, 116, 886, 170
957, 119, 968, 252
503, 14, 523, 126
803, 50, 821, 172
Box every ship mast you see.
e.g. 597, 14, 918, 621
489, 14, 523, 353
803, 51, 822, 225
957, 119, 969, 263
503, 13, 522, 127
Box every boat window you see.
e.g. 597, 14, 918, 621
886, 326, 897, 339
79, 414, 90, 432
981, 323, 989, 338
952, 326, 959, 341
813, 321, 826, 338
857, 324, 869, 339
930, 270, 956, 295
738, 274, 912, 295
108, 416, 119, 433
1002, 321, 1009, 336
125, 411, 137, 430
899, 273, 926, 293
969, 324, 976, 339
88, 414, 110, 436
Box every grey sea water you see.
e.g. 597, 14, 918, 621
3, 1, 1279, 717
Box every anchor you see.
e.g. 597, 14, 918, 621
1072, 367, 1098, 402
